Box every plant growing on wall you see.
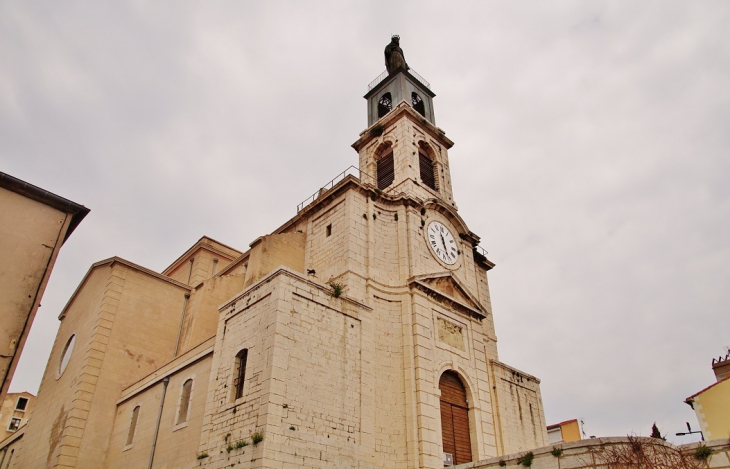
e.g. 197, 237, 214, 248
235, 439, 249, 449
551, 446, 563, 457
251, 431, 264, 444
326, 279, 346, 298
517, 451, 534, 467
196, 452, 209, 460
694, 444, 712, 461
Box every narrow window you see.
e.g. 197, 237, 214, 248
419, 152, 437, 191
126, 406, 140, 447
376, 152, 395, 190
378, 92, 392, 118
326, 224, 332, 237
176, 379, 193, 425
234, 349, 248, 400
4, 450, 13, 469
15, 397, 28, 412
7, 418, 21, 432
412, 92, 425, 117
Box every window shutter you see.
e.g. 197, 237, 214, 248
377, 152, 395, 190
419, 152, 437, 191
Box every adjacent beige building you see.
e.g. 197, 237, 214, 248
6, 54, 548, 468
0, 392, 34, 440
0, 172, 89, 403
686, 353, 730, 441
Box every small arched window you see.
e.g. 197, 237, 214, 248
419, 151, 437, 191
412, 92, 425, 117
378, 92, 393, 118
176, 379, 193, 425
126, 406, 140, 447
234, 349, 248, 400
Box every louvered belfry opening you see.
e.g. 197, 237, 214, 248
439, 371, 472, 465
377, 151, 395, 190
378, 92, 393, 118
412, 92, 426, 117
419, 151, 437, 191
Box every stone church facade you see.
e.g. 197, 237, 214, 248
5, 53, 548, 468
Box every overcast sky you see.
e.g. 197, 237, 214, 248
2, 1, 728, 445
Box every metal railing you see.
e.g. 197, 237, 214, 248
295, 166, 491, 260
474, 245, 489, 259
367, 67, 431, 91
296, 166, 399, 213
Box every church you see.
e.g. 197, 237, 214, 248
4, 38, 548, 468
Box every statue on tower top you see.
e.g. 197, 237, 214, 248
385, 35, 409, 74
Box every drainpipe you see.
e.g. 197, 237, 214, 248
173, 294, 190, 357
148, 377, 169, 469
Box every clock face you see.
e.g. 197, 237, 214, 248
426, 221, 459, 265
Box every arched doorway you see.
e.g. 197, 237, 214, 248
439, 371, 472, 465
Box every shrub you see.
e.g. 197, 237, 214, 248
517, 451, 534, 467
326, 279, 346, 298
694, 444, 712, 461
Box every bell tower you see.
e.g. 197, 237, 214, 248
354, 36, 458, 209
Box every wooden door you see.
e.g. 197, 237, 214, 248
439, 371, 472, 465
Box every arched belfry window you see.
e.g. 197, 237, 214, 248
412, 92, 425, 117
439, 371, 472, 465
376, 150, 395, 190
378, 92, 392, 118
419, 149, 437, 191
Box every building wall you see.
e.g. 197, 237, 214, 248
0, 187, 72, 400
13, 262, 190, 468
489, 361, 548, 455
0, 429, 24, 469
104, 354, 213, 468
693, 377, 730, 441
177, 273, 246, 356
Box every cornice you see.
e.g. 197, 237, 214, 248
162, 236, 241, 276
0, 171, 89, 243
352, 101, 454, 152
59, 256, 191, 320
408, 273, 487, 321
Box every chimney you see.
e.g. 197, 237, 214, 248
712, 352, 730, 382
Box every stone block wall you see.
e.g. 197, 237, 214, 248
489, 361, 548, 456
